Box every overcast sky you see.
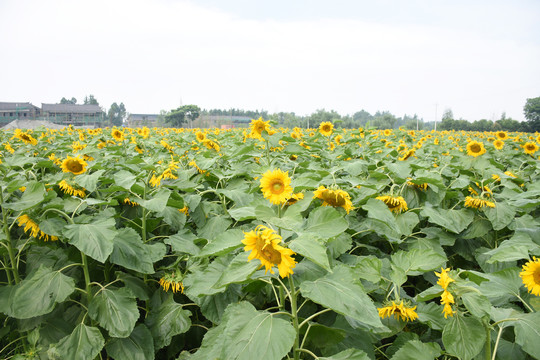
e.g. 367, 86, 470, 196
1, 0, 539, 122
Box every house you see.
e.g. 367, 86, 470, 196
0, 102, 41, 127
41, 103, 106, 127
127, 114, 160, 127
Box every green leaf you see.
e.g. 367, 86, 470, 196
145, 294, 192, 350
300, 265, 383, 329
139, 188, 171, 213
353, 256, 382, 283
197, 216, 232, 241
390, 340, 442, 360
88, 288, 138, 338
184, 257, 229, 297
396, 212, 419, 236
165, 229, 200, 255
47, 324, 104, 360
460, 292, 491, 318
484, 202, 516, 231
106, 324, 154, 360
303, 206, 349, 238
289, 233, 331, 270
114, 170, 138, 190
442, 314, 486, 360
484, 233, 539, 263
319, 348, 370, 360
191, 301, 295, 360
75, 170, 105, 192
110, 228, 165, 274
7, 266, 75, 319
228, 206, 257, 221
472, 268, 521, 305
63, 218, 117, 263
196, 286, 241, 324
391, 249, 447, 276
421, 205, 474, 234
514, 312, 540, 358
214, 252, 259, 288
3, 181, 45, 211
197, 229, 244, 257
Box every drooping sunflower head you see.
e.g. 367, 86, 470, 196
319, 122, 334, 136
376, 195, 408, 213
520, 257, 540, 296
260, 169, 293, 205
496, 131, 508, 140
398, 148, 416, 161
14, 130, 38, 145
493, 139, 504, 150
249, 117, 270, 139
377, 300, 418, 322
159, 272, 184, 293
111, 129, 124, 142
285, 192, 304, 206
464, 196, 495, 209
523, 142, 539, 155
313, 186, 354, 214
242, 225, 297, 278
60, 156, 88, 175
466, 141, 486, 157
435, 267, 454, 290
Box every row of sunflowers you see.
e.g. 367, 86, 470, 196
0, 119, 539, 360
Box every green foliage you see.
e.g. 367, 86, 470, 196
524, 96, 540, 131
165, 104, 201, 127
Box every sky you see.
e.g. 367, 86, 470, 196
1, 0, 539, 122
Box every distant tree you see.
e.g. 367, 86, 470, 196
307, 109, 341, 129
524, 97, 540, 132
352, 110, 373, 126
108, 102, 126, 126
60, 97, 77, 104
372, 112, 397, 129
83, 95, 99, 105
442, 108, 454, 121
183, 105, 201, 128
165, 104, 201, 127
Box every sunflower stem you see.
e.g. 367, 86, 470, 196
288, 276, 300, 360
81, 251, 93, 307
491, 325, 504, 360
484, 321, 491, 360
1, 190, 20, 284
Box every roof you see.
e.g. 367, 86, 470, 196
0, 102, 40, 111
128, 114, 159, 120
42, 103, 103, 114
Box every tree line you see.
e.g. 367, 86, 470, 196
59, 95, 126, 126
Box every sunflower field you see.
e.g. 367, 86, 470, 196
1, 121, 540, 360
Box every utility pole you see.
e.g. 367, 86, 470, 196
434, 103, 438, 132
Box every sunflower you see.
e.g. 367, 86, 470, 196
249, 117, 271, 139
159, 272, 184, 293
376, 195, 408, 213
319, 122, 334, 136
242, 225, 297, 278
203, 139, 220, 152
259, 169, 293, 205
13, 130, 38, 145
377, 300, 418, 322
111, 129, 124, 142
493, 139, 504, 150
178, 206, 189, 215
58, 180, 86, 198
520, 257, 540, 296
61, 156, 88, 175
504, 170, 518, 178
398, 148, 415, 161
523, 142, 539, 155
464, 196, 495, 209
124, 197, 139, 206
285, 192, 304, 206
137, 126, 150, 139
17, 214, 58, 241
496, 131, 508, 140
195, 131, 206, 142
435, 268, 454, 290
466, 141, 486, 157
313, 186, 354, 214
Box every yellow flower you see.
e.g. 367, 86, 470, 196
249, 117, 271, 139
195, 131, 206, 142
376, 195, 408, 213
285, 192, 304, 206
160, 139, 174, 151
17, 214, 58, 241
442, 303, 454, 319
313, 186, 353, 214
466, 141, 486, 157
13, 129, 38, 145
137, 126, 150, 139
178, 206, 189, 215
383, 129, 392, 136
493, 139, 504, 150
398, 148, 415, 161
435, 267, 455, 290
61, 156, 88, 175
259, 169, 293, 205
111, 129, 124, 142
4, 142, 15, 153
523, 142, 539, 155
159, 273, 184, 293
520, 257, 540, 296
464, 196, 495, 209
203, 139, 220, 152
58, 180, 86, 198
377, 300, 418, 322
504, 170, 517, 178
242, 225, 296, 278
149, 173, 162, 187
124, 198, 140, 206
319, 122, 334, 136
495, 131, 508, 140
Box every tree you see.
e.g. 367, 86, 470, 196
524, 97, 540, 132
108, 102, 126, 126
60, 97, 77, 104
182, 105, 201, 128
165, 105, 201, 128
83, 95, 99, 105
442, 108, 454, 121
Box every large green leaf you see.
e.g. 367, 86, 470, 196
3, 181, 45, 210
139, 188, 171, 213
113, 170, 138, 190
484, 202, 516, 231
214, 252, 260, 288
63, 218, 117, 263
75, 170, 105, 192
110, 228, 165, 274
421, 205, 474, 234
197, 215, 232, 240
442, 314, 486, 360
470, 268, 522, 305
197, 229, 244, 257
289, 233, 331, 270
391, 340, 442, 360
391, 249, 447, 276
88, 288, 138, 338
319, 348, 370, 360
191, 301, 295, 360
184, 256, 230, 297
302, 206, 349, 238
47, 324, 104, 360
300, 265, 383, 329
105, 324, 154, 360
145, 294, 192, 350
6, 265, 75, 319
484, 233, 539, 263
514, 312, 540, 358
165, 229, 200, 255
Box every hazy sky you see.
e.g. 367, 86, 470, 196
1, 0, 539, 122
